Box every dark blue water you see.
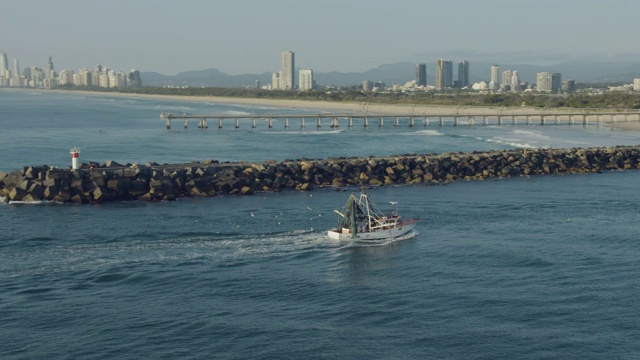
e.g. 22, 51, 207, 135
1, 90, 640, 359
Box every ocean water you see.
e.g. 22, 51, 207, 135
1, 89, 640, 359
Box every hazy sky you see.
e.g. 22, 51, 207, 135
2, 0, 639, 75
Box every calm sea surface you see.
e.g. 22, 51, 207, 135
1, 89, 639, 359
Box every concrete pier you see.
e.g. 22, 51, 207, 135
161, 110, 640, 130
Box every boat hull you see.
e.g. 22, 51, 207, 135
327, 219, 417, 241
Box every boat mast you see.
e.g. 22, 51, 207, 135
361, 193, 373, 231
349, 195, 357, 238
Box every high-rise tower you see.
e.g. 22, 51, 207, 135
12, 59, 21, 87
299, 69, 314, 91
490, 65, 500, 90
416, 63, 427, 87
536, 72, 561, 92
457, 60, 469, 88
46, 56, 54, 80
13, 59, 20, 77
436, 59, 453, 91
0, 51, 8, 79
280, 51, 295, 90
511, 70, 520, 92
502, 70, 512, 89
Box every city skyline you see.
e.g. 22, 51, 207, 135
5, 46, 640, 94
2, 0, 639, 76
3, 45, 640, 94
0, 47, 629, 94
0, 50, 142, 89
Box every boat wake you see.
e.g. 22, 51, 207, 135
1, 229, 333, 278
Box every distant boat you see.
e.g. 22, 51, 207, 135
327, 191, 417, 241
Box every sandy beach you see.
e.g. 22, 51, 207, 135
46, 89, 543, 116
49, 89, 452, 115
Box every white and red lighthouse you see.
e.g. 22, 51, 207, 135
70, 147, 81, 170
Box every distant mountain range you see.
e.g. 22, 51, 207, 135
141, 60, 640, 88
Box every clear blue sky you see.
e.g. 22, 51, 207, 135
2, 0, 638, 75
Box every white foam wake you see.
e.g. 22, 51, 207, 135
264, 129, 343, 135
487, 137, 538, 149
340, 230, 419, 248
402, 130, 444, 136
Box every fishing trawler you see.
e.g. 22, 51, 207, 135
327, 191, 417, 241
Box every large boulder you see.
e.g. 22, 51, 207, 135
105, 160, 123, 168
9, 187, 27, 201
129, 180, 149, 196
47, 170, 70, 180
43, 186, 59, 200
297, 183, 314, 191
23, 166, 40, 180
53, 190, 71, 203
70, 178, 85, 192
70, 193, 88, 204
91, 186, 114, 202
28, 183, 45, 200
2, 171, 24, 189
216, 181, 233, 194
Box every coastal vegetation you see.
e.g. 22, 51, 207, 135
58, 85, 640, 109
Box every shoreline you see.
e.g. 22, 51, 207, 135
3, 88, 558, 116
37, 88, 396, 114
5, 88, 640, 131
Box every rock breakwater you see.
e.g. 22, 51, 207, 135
1, 146, 639, 204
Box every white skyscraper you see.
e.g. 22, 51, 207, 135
13, 59, 20, 77
501, 70, 512, 89
299, 69, 314, 91
511, 70, 520, 93
0, 51, 8, 80
58, 69, 74, 86
537, 72, 562, 92
79, 68, 92, 87
271, 72, 280, 90
280, 51, 295, 90
12, 59, 21, 87
490, 65, 500, 90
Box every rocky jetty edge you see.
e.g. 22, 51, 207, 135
1, 146, 639, 204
